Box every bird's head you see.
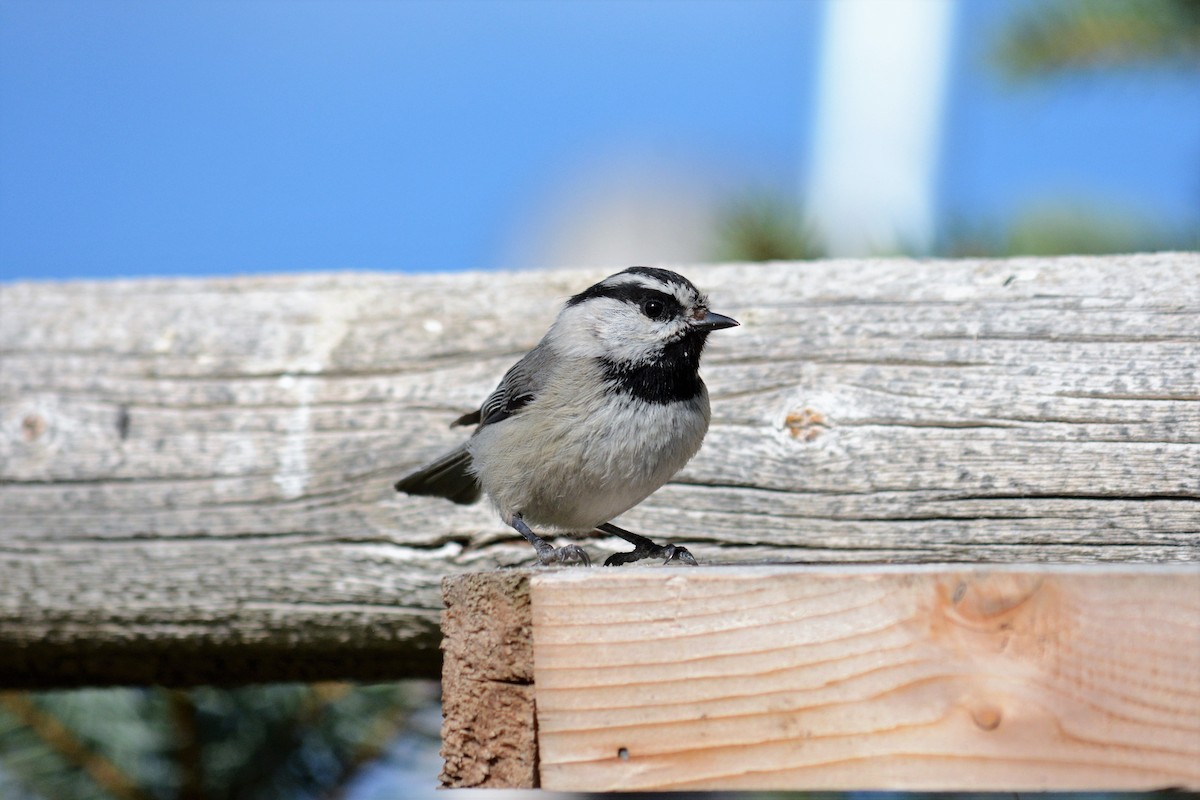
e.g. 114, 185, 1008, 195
550, 267, 738, 367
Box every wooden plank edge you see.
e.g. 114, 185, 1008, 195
439, 571, 538, 788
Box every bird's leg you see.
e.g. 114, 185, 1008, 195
509, 513, 590, 566
597, 522, 698, 567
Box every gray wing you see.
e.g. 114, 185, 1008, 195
392, 444, 480, 504
397, 342, 554, 503
454, 341, 555, 429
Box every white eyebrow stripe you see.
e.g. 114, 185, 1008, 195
597, 271, 705, 310
604, 274, 686, 297
602, 274, 662, 290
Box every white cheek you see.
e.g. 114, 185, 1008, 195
547, 305, 606, 359
601, 328, 656, 363
549, 298, 694, 366
550, 302, 658, 362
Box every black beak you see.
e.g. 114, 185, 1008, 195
692, 311, 739, 331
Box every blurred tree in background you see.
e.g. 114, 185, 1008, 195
0, 683, 437, 799
966, 0, 1200, 257
992, 0, 1200, 78
717, 0, 1200, 263
714, 195, 824, 263
939, 204, 1198, 258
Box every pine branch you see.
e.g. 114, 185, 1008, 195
0, 692, 151, 800
993, 0, 1200, 80
167, 690, 204, 800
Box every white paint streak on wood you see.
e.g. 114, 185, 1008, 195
274, 374, 313, 499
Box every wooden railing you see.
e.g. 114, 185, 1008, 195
2, 253, 1197, 787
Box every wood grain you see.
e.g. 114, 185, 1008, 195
1, 253, 1198, 685
530, 565, 1200, 791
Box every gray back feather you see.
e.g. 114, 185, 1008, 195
474, 340, 557, 427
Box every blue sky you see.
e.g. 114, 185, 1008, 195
1, 0, 1198, 281
942, 1, 1200, 231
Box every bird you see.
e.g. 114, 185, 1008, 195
394, 266, 738, 567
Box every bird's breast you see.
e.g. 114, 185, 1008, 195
468, 377, 711, 530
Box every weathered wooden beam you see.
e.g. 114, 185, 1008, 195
1, 253, 1198, 686
442, 565, 1200, 791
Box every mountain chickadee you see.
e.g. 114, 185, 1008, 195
394, 267, 738, 566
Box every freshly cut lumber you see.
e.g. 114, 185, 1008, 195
443, 565, 1200, 790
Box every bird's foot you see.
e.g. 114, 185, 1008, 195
604, 542, 697, 566
533, 541, 592, 567
598, 521, 698, 566
510, 513, 591, 567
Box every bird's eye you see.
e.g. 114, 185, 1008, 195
642, 299, 666, 320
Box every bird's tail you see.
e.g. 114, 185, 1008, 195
394, 446, 482, 505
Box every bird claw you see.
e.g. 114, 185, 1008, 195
535, 542, 591, 567
662, 545, 698, 566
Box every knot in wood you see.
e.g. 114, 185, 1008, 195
945, 574, 1045, 627
971, 704, 1003, 731
21, 413, 45, 441
784, 407, 827, 441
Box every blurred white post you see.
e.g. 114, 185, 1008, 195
805, 0, 955, 256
